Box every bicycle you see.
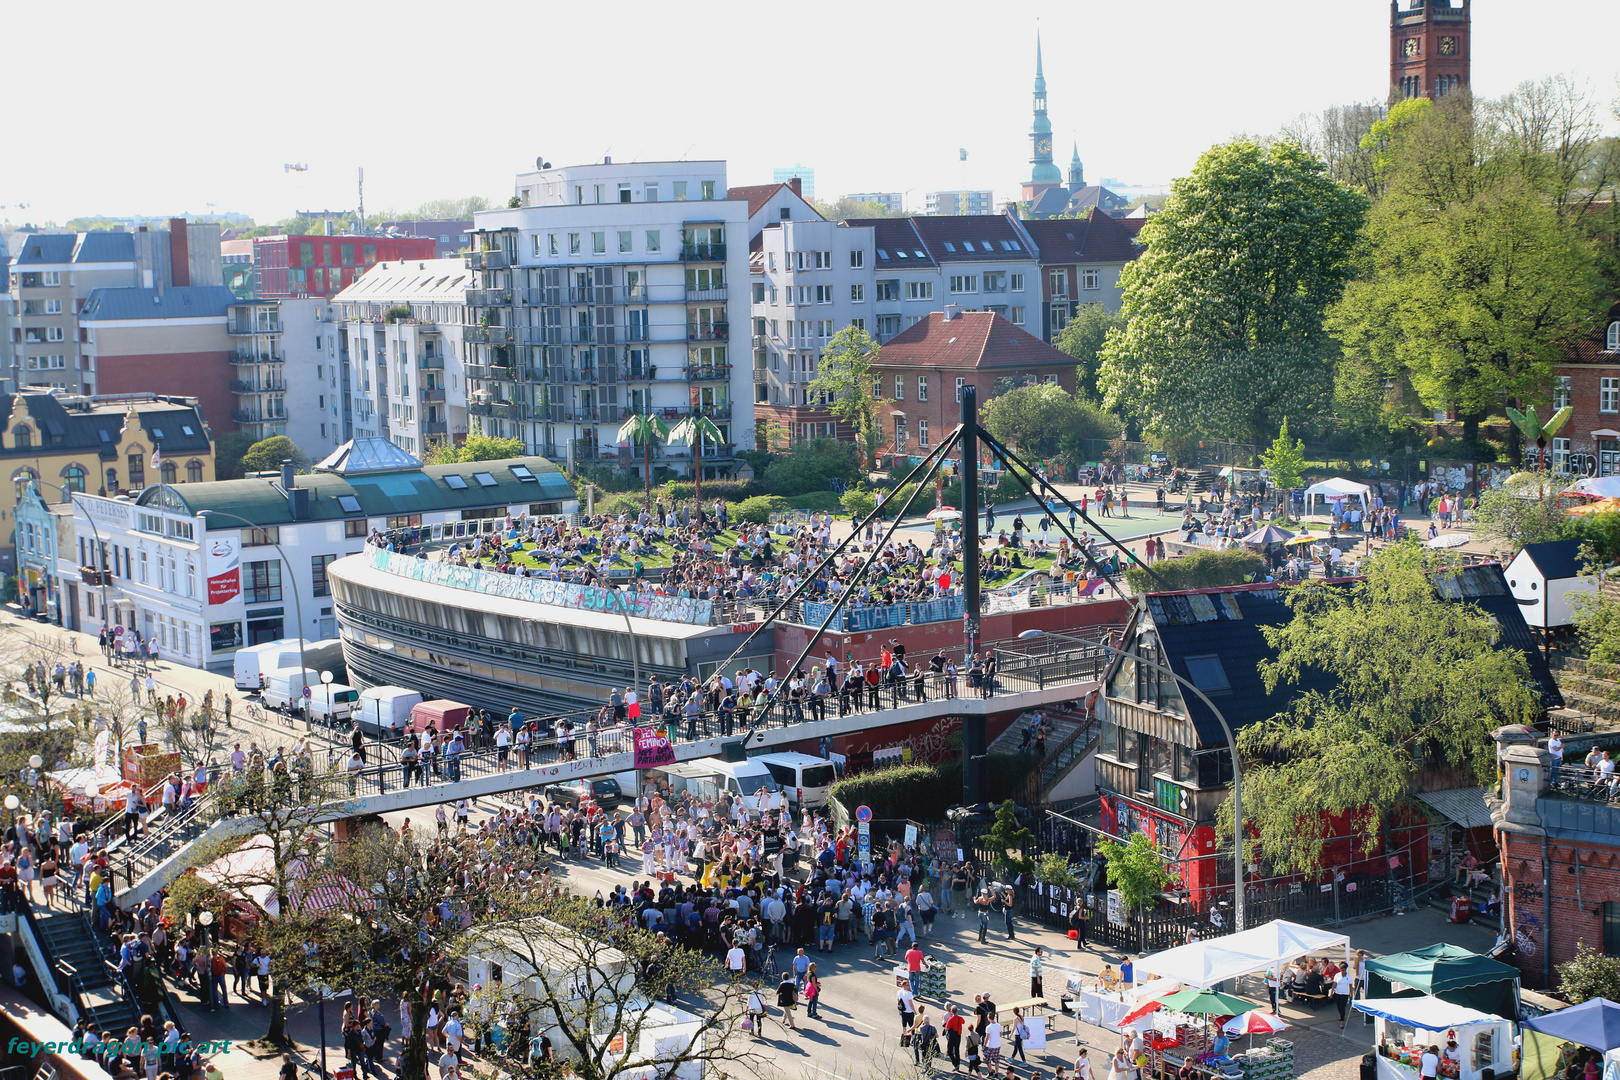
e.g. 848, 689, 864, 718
761, 943, 781, 980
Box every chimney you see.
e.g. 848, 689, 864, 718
788, 177, 802, 196
281, 460, 295, 490
942, 304, 961, 321
168, 217, 190, 287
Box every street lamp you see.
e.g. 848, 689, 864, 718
190, 504, 310, 709
197, 907, 215, 950
1115, 638, 1249, 933
26, 753, 42, 813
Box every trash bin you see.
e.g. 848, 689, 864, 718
1361, 1054, 1377, 1080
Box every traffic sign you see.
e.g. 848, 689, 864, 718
855, 805, 872, 822
857, 819, 871, 864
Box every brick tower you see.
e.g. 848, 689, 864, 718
1390, 0, 1470, 101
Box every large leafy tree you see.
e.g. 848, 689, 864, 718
1098, 140, 1367, 445
1053, 303, 1125, 400
808, 324, 883, 467
1222, 545, 1541, 875
1259, 416, 1306, 494
982, 382, 1119, 459
1328, 92, 1608, 444
239, 435, 311, 474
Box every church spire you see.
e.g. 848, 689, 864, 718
1029, 30, 1060, 185
1068, 142, 1084, 191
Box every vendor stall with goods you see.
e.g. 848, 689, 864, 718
1356, 996, 1515, 1080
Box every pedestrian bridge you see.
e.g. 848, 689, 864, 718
112, 638, 1110, 905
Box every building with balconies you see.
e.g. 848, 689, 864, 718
334, 258, 471, 456
459, 160, 753, 480
226, 297, 342, 455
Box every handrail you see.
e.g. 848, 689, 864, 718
16, 903, 79, 1023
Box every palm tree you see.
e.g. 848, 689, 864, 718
667, 414, 724, 522
617, 413, 671, 509
1505, 404, 1574, 474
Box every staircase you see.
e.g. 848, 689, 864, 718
990, 703, 1100, 805
30, 905, 140, 1035
1551, 655, 1620, 722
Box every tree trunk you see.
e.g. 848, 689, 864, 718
694, 440, 703, 521
267, 992, 287, 1044
644, 441, 652, 509
1461, 412, 1482, 449
400, 983, 431, 1080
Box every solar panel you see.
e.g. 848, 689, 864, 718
444, 475, 469, 490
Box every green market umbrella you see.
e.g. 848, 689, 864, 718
1153, 988, 1253, 1016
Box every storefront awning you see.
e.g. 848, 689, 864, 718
1413, 786, 1492, 829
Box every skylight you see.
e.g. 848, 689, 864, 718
942, 242, 956, 252
473, 472, 498, 488
151, 428, 165, 439
443, 474, 469, 490
99, 430, 111, 443
960, 241, 974, 252
1184, 654, 1231, 693
877, 249, 889, 259
913, 250, 925, 258
182, 425, 195, 436
1008, 240, 1022, 251
896, 250, 908, 259
510, 465, 537, 482
337, 495, 363, 513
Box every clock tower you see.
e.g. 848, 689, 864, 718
1390, 0, 1470, 101
1022, 32, 1065, 205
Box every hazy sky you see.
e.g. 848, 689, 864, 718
4, 0, 1617, 227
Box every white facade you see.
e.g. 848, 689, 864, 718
925, 190, 995, 216
844, 192, 903, 213
465, 161, 753, 478
227, 298, 343, 455
334, 259, 471, 456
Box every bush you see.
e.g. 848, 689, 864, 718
829, 755, 1032, 822
1558, 941, 1620, 1003
787, 491, 843, 512
1125, 548, 1266, 594
596, 491, 646, 518
841, 485, 877, 521
734, 495, 791, 524
994, 463, 1037, 503
762, 438, 860, 497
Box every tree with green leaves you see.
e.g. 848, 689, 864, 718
1095, 832, 1174, 950
421, 431, 525, 464
840, 483, 877, 522
1225, 545, 1541, 875
761, 437, 860, 497
986, 799, 1035, 879
1259, 417, 1306, 509
1098, 140, 1367, 445
1328, 92, 1608, 445
667, 414, 724, 515
1474, 473, 1573, 558
615, 413, 670, 508
808, 324, 884, 468
239, 435, 311, 474
983, 382, 1120, 460
814, 196, 909, 220
1557, 941, 1620, 1004
1053, 304, 1126, 400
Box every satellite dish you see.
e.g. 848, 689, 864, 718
536, 157, 552, 170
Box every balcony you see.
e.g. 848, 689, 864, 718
682, 363, 732, 381
418, 354, 445, 370
464, 325, 513, 346
420, 387, 446, 403
752, 334, 769, 349
232, 408, 288, 424
422, 420, 448, 436
227, 323, 280, 337
465, 287, 513, 308
680, 243, 726, 262
468, 401, 521, 421
547, 405, 623, 425
231, 379, 287, 394
466, 248, 510, 270
540, 364, 625, 385
568, 287, 612, 305
464, 361, 517, 381
230, 350, 283, 365
520, 288, 545, 307
687, 324, 729, 343
685, 286, 728, 303
753, 367, 767, 384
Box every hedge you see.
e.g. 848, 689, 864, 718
787, 491, 843, 512
734, 495, 792, 524
1125, 547, 1265, 594
827, 754, 1035, 822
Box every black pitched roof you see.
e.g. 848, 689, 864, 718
0, 394, 210, 460
1022, 210, 1141, 264
1519, 539, 1583, 581
1138, 565, 1562, 747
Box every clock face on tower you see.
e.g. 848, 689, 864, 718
1439, 36, 1457, 55
1403, 37, 1419, 57
1035, 137, 1052, 156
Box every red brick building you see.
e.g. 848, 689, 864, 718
251, 234, 436, 299
1494, 728, 1620, 991
1549, 301, 1620, 477
869, 309, 1080, 463
1390, 0, 1470, 101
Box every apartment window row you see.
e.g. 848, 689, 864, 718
537, 230, 664, 257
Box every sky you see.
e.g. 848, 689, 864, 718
4, 0, 1618, 228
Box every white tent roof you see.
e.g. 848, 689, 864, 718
1568, 476, 1620, 499
1303, 477, 1371, 497
1354, 996, 1506, 1029
1133, 920, 1350, 989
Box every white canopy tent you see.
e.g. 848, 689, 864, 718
1567, 476, 1620, 499
1132, 920, 1351, 989
1303, 477, 1373, 519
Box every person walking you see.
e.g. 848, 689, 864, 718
776, 971, 798, 1031
1334, 964, 1353, 1029
944, 1003, 966, 1072
1009, 1009, 1029, 1064
804, 966, 822, 1020
1070, 903, 1088, 949
1029, 947, 1045, 999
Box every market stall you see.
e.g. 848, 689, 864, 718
1132, 919, 1351, 990
1364, 944, 1520, 1020
1302, 477, 1373, 520
1522, 997, 1620, 1080
1356, 996, 1514, 1080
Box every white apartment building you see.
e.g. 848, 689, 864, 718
750, 212, 1041, 447
225, 298, 343, 456
334, 259, 470, 456
844, 193, 904, 213
925, 191, 996, 216
461, 160, 752, 480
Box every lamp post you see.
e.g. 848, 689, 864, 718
26, 753, 42, 813
191, 504, 309, 709
1115, 637, 1249, 933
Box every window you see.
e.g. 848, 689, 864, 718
851, 317, 865, 331
568, 233, 581, 254
106, 468, 118, 492
1011, 273, 1025, 292
160, 462, 176, 485
1011, 306, 1025, 325
956, 377, 966, 402
850, 250, 864, 268
1603, 378, 1619, 413
311, 554, 337, 597
1603, 901, 1620, 956
46, 326, 64, 342
42, 271, 60, 286
548, 233, 559, 256
1049, 269, 1068, 297
645, 184, 659, 202
472, 471, 498, 487
701, 180, 715, 200
949, 275, 978, 294
894, 375, 905, 400
646, 230, 661, 253
592, 232, 606, 254
673, 181, 688, 201
594, 184, 605, 204
345, 519, 368, 538
244, 527, 280, 546
983, 272, 1006, 293
753, 282, 766, 303
1554, 376, 1572, 411
337, 494, 363, 513
64, 464, 87, 493
13, 426, 31, 449
905, 282, 933, 301
1184, 654, 1231, 693
849, 284, 865, 303
1082, 269, 1101, 291
918, 419, 929, 448
917, 376, 928, 402
127, 453, 145, 489
876, 281, 899, 303
244, 560, 282, 604
1608, 322, 1620, 351
1553, 437, 1572, 473
618, 230, 633, 254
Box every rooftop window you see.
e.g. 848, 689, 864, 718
337, 495, 362, 513
443, 474, 469, 490
473, 472, 498, 488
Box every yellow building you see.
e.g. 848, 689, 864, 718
0, 392, 214, 574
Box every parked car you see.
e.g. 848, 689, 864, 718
542, 777, 625, 809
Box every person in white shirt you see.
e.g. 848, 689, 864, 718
726, 945, 747, 977
1419, 1046, 1440, 1080
1548, 734, 1565, 784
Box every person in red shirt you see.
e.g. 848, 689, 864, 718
906, 944, 926, 996
943, 1003, 967, 1071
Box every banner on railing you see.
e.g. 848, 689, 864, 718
633, 727, 675, 770
367, 548, 713, 625
801, 596, 965, 631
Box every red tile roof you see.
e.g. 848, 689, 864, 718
1022, 210, 1141, 264
1561, 299, 1620, 365
727, 182, 821, 220
873, 311, 1077, 370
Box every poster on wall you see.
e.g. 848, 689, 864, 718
1107, 888, 1127, 929
207, 536, 241, 603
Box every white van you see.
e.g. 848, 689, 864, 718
305, 683, 360, 726
753, 752, 837, 809
233, 638, 343, 691
650, 756, 781, 811
261, 667, 320, 713
356, 686, 423, 738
